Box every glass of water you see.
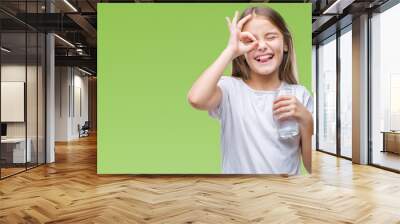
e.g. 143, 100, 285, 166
275, 85, 299, 139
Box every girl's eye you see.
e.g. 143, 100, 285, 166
266, 35, 276, 41
243, 38, 253, 44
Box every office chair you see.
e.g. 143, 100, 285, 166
79, 121, 90, 138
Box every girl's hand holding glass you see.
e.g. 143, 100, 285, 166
225, 11, 259, 59
272, 94, 312, 131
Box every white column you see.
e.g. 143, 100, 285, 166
45, 1, 55, 163
352, 14, 369, 164
46, 33, 55, 163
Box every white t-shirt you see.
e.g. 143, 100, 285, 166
208, 76, 314, 175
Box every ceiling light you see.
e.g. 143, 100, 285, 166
322, 0, 354, 15
1, 47, 11, 53
78, 67, 93, 76
54, 34, 75, 48
63, 0, 78, 12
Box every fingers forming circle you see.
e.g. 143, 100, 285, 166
239, 31, 257, 44
237, 14, 252, 30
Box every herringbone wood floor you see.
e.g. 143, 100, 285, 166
1, 134, 400, 224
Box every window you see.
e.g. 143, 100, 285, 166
339, 27, 352, 158
371, 2, 400, 171
0, 1, 47, 179
317, 35, 337, 155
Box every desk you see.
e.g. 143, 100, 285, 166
381, 131, 400, 154
1, 138, 32, 163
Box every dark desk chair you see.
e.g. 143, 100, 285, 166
79, 121, 90, 138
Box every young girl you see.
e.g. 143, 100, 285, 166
187, 7, 313, 175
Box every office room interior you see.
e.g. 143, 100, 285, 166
0, 0, 399, 223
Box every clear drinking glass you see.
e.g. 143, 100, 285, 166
275, 85, 299, 139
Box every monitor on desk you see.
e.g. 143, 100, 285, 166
1, 123, 7, 138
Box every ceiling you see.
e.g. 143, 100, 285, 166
0, 0, 394, 75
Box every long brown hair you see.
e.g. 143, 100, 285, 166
232, 7, 298, 84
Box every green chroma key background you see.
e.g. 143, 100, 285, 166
98, 3, 312, 174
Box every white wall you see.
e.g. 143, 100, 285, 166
72, 73, 89, 138
55, 67, 89, 141
1, 65, 40, 137
55, 66, 70, 141
1, 63, 46, 164
1, 65, 25, 81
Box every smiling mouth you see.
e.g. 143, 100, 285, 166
254, 54, 274, 64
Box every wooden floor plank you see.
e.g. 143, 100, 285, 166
0, 134, 400, 223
